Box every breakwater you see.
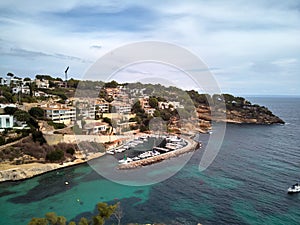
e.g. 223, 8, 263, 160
118, 137, 200, 169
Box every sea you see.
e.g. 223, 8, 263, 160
1, 96, 300, 225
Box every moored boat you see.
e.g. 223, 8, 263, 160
287, 183, 300, 193
106, 150, 115, 155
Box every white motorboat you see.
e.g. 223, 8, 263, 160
287, 183, 300, 193
118, 157, 133, 164
138, 151, 152, 159
115, 148, 126, 153
106, 150, 115, 155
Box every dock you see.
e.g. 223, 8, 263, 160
118, 136, 200, 170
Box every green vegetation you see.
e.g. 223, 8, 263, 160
32, 130, 47, 145
41, 88, 67, 100
36, 75, 62, 81
29, 107, 45, 119
149, 96, 159, 109
4, 106, 18, 115
102, 117, 112, 126
186, 90, 209, 106
66, 148, 75, 155
10, 140, 77, 163
46, 149, 64, 162
47, 121, 67, 129
104, 80, 119, 88
27, 202, 120, 225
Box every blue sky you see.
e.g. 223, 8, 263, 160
0, 0, 299, 95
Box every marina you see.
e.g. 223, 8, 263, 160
104, 134, 200, 168
117, 135, 200, 169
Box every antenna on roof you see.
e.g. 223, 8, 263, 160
65, 66, 69, 88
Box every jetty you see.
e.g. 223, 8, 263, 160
118, 136, 200, 170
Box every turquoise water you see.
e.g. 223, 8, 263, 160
1, 97, 300, 224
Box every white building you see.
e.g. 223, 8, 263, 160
0, 76, 22, 87
34, 91, 50, 97
35, 79, 49, 89
84, 121, 109, 134
42, 103, 76, 124
0, 103, 17, 109
12, 86, 30, 95
111, 102, 131, 114
0, 115, 14, 129
158, 101, 183, 109
145, 108, 156, 116
95, 102, 109, 113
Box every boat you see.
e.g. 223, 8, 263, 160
106, 150, 115, 155
152, 150, 160, 156
287, 183, 300, 193
115, 148, 126, 153
138, 151, 152, 159
118, 157, 133, 164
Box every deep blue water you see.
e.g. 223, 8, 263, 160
1, 97, 300, 224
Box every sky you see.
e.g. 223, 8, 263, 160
0, 0, 299, 96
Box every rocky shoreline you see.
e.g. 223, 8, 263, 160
0, 152, 105, 182
0, 136, 201, 182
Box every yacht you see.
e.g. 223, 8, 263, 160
115, 148, 126, 153
132, 156, 140, 161
106, 150, 115, 155
118, 157, 133, 164
287, 183, 300, 193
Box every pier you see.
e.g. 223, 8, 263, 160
118, 137, 201, 170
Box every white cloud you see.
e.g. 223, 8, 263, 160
0, 0, 299, 95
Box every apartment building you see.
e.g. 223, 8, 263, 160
12, 86, 30, 95
111, 101, 131, 114
0, 115, 14, 129
35, 79, 49, 89
42, 103, 76, 124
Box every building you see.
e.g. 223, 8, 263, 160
0, 76, 22, 87
145, 108, 156, 116
95, 102, 109, 113
41, 103, 76, 124
0, 115, 14, 129
105, 87, 121, 98
12, 86, 30, 95
34, 91, 50, 97
0, 103, 16, 109
158, 101, 183, 109
35, 79, 49, 89
111, 102, 131, 114
84, 121, 109, 134
139, 96, 150, 109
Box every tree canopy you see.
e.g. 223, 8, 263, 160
27, 202, 120, 225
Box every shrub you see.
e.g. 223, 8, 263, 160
0, 136, 5, 145
46, 150, 64, 162
47, 121, 66, 129
66, 148, 75, 155
32, 130, 46, 145
29, 107, 45, 119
